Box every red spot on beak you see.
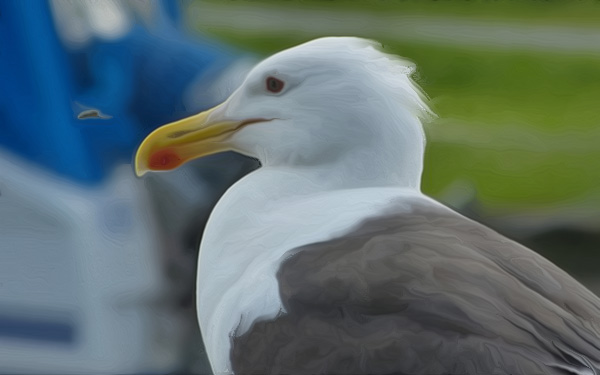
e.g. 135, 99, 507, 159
149, 149, 183, 171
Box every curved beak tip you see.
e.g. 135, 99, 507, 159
134, 168, 147, 178
134, 159, 148, 177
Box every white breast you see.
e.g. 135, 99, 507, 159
196, 168, 420, 374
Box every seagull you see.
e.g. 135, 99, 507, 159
135, 37, 600, 374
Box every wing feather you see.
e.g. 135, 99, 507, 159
231, 197, 600, 374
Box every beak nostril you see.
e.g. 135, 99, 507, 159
168, 130, 194, 139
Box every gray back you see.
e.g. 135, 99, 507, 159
231, 198, 600, 374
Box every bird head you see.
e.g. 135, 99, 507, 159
135, 37, 433, 181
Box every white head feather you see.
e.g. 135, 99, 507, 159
220, 36, 434, 189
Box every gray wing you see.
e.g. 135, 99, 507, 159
231, 197, 600, 375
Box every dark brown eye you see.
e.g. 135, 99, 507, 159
266, 76, 284, 93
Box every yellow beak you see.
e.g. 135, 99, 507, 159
134, 104, 263, 177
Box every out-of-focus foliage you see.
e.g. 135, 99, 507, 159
190, 0, 600, 213
202, 0, 600, 25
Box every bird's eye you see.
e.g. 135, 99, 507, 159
266, 76, 284, 93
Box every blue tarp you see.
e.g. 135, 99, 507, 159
0, 0, 239, 184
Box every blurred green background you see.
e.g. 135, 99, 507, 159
189, 0, 600, 286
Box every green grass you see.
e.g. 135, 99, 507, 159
190, 4, 600, 212
389, 42, 600, 207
